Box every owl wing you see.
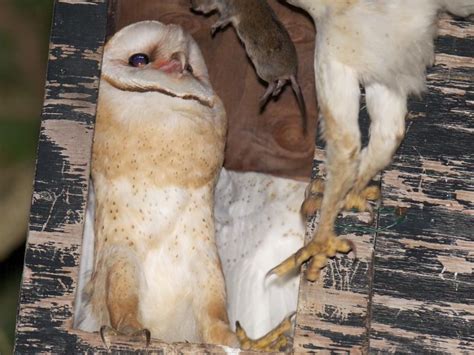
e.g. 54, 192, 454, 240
214, 168, 306, 339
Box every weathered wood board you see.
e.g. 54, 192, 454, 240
369, 15, 474, 354
14, 0, 473, 353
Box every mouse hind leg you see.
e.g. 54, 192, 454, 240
259, 81, 277, 110
259, 79, 288, 111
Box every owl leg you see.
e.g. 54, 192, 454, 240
100, 251, 150, 349
197, 294, 239, 347
301, 83, 406, 220
196, 282, 291, 351
270, 59, 361, 281
351, 83, 407, 202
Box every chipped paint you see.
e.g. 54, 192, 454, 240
438, 255, 474, 275
383, 169, 469, 213
369, 15, 474, 354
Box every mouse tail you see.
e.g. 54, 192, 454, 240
290, 75, 308, 135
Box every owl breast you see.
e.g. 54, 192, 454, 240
92, 82, 227, 190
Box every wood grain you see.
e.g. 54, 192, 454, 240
369, 15, 474, 354
14, 0, 108, 353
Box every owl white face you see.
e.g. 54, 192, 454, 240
101, 21, 216, 107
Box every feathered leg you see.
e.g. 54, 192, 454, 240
96, 247, 150, 349
301, 83, 406, 219
350, 83, 407, 201
271, 58, 361, 281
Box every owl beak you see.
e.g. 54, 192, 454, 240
152, 59, 183, 73
152, 51, 188, 75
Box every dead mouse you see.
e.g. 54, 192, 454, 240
191, 0, 307, 134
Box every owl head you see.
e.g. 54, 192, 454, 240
101, 21, 216, 107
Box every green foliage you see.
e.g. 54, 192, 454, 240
11, 0, 54, 23
0, 31, 21, 87
0, 119, 39, 164
0, 1, 53, 352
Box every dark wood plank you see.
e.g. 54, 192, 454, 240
369, 15, 474, 354
13, 0, 108, 353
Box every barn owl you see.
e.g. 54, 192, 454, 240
74, 20, 289, 351
270, 0, 474, 280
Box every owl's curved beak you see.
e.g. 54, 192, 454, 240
153, 51, 188, 74
153, 59, 183, 73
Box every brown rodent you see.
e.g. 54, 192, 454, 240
191, 0, 307, 134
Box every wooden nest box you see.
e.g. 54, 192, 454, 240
14, 0, 473, 353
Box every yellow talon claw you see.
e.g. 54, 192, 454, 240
301, 179, 381, 219
301, 179, 325, 217
269, 235, 355, 281
236, 314, 294, 351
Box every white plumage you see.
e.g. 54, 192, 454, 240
215, 168, 306, 339
77, 167, 307, 342
74, 20, 236, 346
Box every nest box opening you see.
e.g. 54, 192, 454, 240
71, 0, 318, 351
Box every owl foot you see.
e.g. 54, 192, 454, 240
300, 179, 325, 217
268, 233, 354, 281
236, 314, 294, 352
301, 179, 380, 221
344, 185, 381, 221
100, 325, 151, 350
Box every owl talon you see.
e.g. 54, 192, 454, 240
301, 179, 325, 217
100, 325, 117, 350
268, 234, 354, 281
344, 185, 380, 213
99, 325, 151, 350
236, 314, 294, 351
301, 179, 380, 219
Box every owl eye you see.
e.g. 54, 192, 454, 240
128, 53, 149, 67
